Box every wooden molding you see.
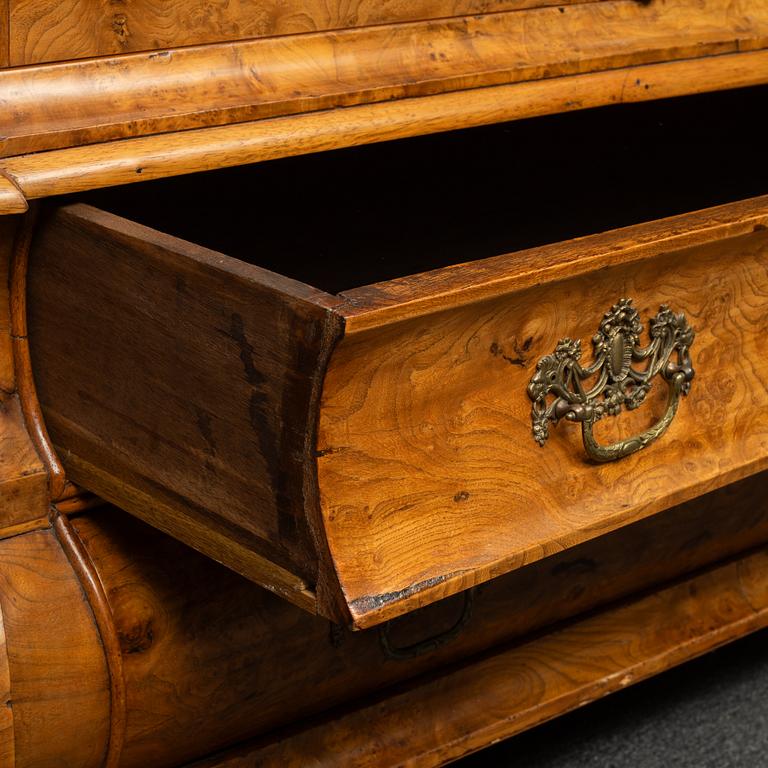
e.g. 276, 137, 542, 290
1, 0, 767, 157
8, 204, 67, 500
0, 213, 49, 537
52, 511, 126, 768
0, 174, 26, 216
3, 49, 768, 209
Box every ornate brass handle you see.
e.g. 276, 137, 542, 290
527, 299, 695, 463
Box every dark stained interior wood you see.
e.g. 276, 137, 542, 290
78, 85, 768, 294
26, 204, 344, 610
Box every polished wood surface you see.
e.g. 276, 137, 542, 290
8, 0, 592, 65
0, 0, 8, 68
321, 199, 768, 626
74, 483, 768, 766
2, 0, 767, 157
197, 545, 768, 767
0, 605, 13, 766
2, 475, 768, 767
3, 0, 768, 763
4, 49, 768, 215
26, 151, 768, 625
0, 175, 26, 215
0, 530, 111, 767
0, 214, 50, 535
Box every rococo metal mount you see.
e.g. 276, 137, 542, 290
527, 298, 695, 462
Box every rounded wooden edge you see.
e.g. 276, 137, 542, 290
4, 50, 768, 205
0, 174, 27, 216
0, 528, 112, 766
53, 511, 127, 768
9, 203, 67, 500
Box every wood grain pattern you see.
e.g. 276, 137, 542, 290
65, 476, 768, 767
26, 192, 768, 625
26, 204, 343, 614
194, 545, 768, 768
0, 0, 8, 68
2, 0, 768, 156
340, 195, 768, 330
319, 203, 768, 626
0, 529, 110, 767
9, 203, 67, 502
0, 604, 13, 768
0, 215, 16, 392
53, 510, 126, 768
4, 48, 768, 199
8, 0, 591, 65
0, 213, 49, 536
0, 174, 26, 215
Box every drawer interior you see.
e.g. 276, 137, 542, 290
77, 84, 768, 294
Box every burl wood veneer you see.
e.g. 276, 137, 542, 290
3, 2, 768, 764
25, 92, 768, 627
2, 476, 768, 767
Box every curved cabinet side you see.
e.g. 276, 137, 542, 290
0, 605, 13, 766
0, 529, 111, 767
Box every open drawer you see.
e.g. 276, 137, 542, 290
26, 87, 768, 628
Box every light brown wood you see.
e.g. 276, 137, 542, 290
0, 213, 50, 535
0, 1, 8, 68
319, 200, 768, 626
0, 174, 26, 215
0, 605, 13, 768
53, 510, 126, 768
194, 545, 768, 768
4, 49, 768, 203
2, 0, 767, 157
26, 146, 768, 626
63, 477, 768, 766
8, 0, 592, 65
0, 529, 111, 767
1, 470, 767, 766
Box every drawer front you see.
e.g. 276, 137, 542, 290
26, 194, 768, 628
319, 202, 768, 626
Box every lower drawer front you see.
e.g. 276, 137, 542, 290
3, 477, 768, 767
25, 97, 768, 626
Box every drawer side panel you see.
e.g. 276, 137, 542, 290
27, 204, 342, 610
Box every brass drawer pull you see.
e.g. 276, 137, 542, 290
527, 299, 695, 462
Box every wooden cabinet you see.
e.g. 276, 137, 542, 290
2, 0, 768, 764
